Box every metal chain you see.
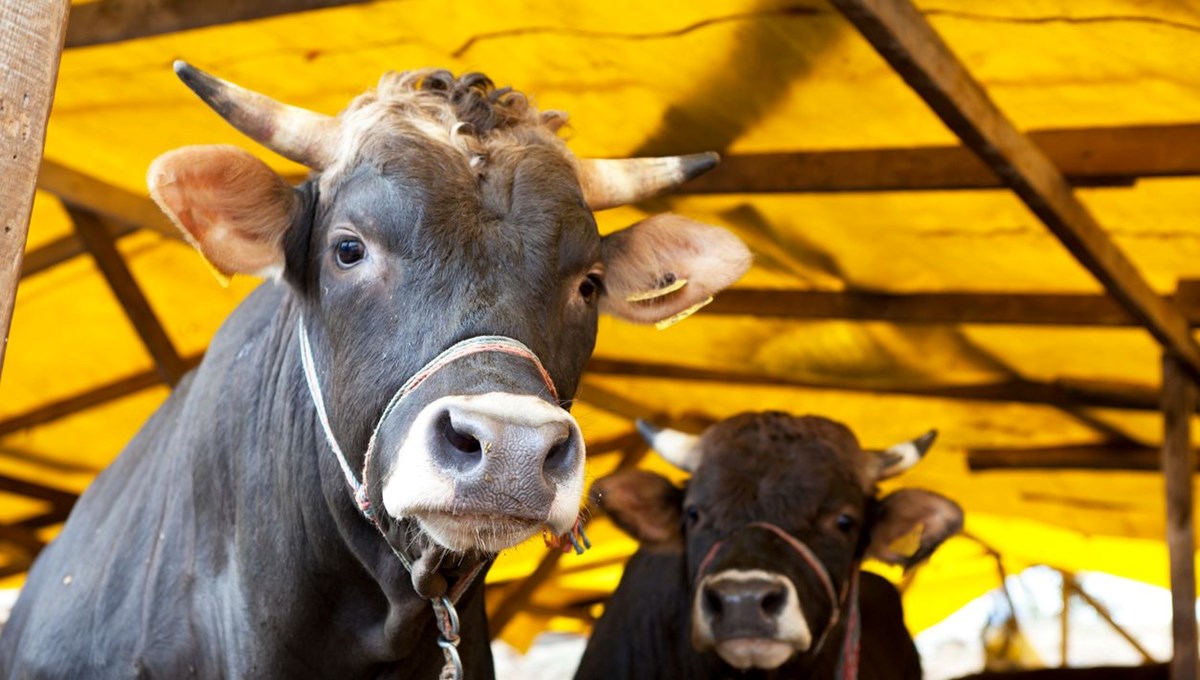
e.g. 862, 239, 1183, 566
433, 596, 463, 680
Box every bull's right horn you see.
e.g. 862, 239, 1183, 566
636, 419, 703, 472
577, 153, 719, 211
174, 61, 341, 170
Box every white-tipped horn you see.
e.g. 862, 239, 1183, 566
174, 61, 340, 170
576, 152, 719, 211
873, 429, 938, 481
636, 419, 703, 472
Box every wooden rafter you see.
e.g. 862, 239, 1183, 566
968, 445, 1182, 472
0, 0, 70, 378
827, 0, 1200, 381
0, 354, 202, 437
65, 0, 373, 48
585, 358, 1163, 412
684, 124, 1200, 194
70, 207, 188, 385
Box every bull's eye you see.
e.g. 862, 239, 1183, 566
684, 505, 700, 525
578, 273, 603, 303
335, 238, 366, 268
835, 514, 857, 534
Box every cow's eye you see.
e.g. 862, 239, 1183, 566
579, 273, 603, 303
335, 238, 366, 268
835, 514, 857, 534
684, 505, 701, 525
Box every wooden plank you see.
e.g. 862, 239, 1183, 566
684, 124, 1200, 194
828, 0, 1200, 382
969, 445, 1178, 472
70, 207, 187, 385
0, 473, 78, 509
0, 353, 202, 437
1161, 353, 1197, 680
19, 221, 138, 280
66, 0, 371, 48
39, 160, 177, 238
586, 358, 1162, 412
705, 289, 1141, 326
0, 0, 70, 378
1066, 574, 1157, 664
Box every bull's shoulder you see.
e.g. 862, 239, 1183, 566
858, 571, 922, 680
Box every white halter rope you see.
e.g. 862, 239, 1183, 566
296, 319, 561, 680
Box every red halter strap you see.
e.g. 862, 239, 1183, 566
695, 521, 861, 677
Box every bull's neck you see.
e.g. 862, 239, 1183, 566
201, 284, 483, 671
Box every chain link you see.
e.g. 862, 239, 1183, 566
433, 596, 463, 680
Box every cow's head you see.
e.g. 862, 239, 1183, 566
593, 412, 962, 671
148, 64, 750, 555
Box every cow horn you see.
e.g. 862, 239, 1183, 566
636, 419, 703, 472
173, 61, 340, 170
576, 153, 720, 211
871, 429, 938, 481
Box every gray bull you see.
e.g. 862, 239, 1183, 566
0, 64, 750, 678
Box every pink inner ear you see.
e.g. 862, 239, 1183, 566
600, 213, 751, 325
148, 145, 297, 278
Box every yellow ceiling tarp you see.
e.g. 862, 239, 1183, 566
3, 0, 1200, 648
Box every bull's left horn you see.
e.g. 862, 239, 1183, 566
636, 419, 703, 472
872, 429, 938, 481
174, 61, 340, 170
577, 153, 719, 211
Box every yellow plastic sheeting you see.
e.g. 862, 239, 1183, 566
3, 0, 1200, 647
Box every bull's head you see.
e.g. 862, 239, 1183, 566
593, 412, 962, 671
148, 64, 751, 555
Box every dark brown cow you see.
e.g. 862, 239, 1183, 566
0, 65, 750, 678
577, 412, 963, 679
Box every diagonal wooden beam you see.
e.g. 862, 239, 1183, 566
0, 0, 70, 379
0, 473, 78, 509
0, 353, 202, 437
65, 0, 373, 48
70, 207, 188, 385
683, 124, 1200, 194
828, 0, 1200, 382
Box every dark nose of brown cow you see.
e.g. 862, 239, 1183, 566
432, 397, 581, 493
701, 575, 789, 639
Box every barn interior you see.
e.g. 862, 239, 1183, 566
1, 0, 1198, 674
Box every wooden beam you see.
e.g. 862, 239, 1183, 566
20, 222, 139, 281
70, 207, 187, 385
682, 124, 1200, 194
1162, 353, 1197, 680
65, 0, 372, 48
1065, 573, 1157, 664
586, 358, 1163, 412
0, 473, 78, 509
828, 0, 1200, 382
705, 289, 1144, 326
968, 445, 1174, 472
576, 379, 664, 422
39, 160, 176, 238
488, 549, 564, 638
0, 0, 70, 378
0, 353, 202, 437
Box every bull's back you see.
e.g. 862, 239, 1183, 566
0, 285, 287, 678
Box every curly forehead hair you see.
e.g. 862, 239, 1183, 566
329, 69, 570, 174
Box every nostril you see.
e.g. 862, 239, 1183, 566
703, 588, 724, 618
440, 413, 482, 455
541, 429, 576, 476
760, 587, 787, 616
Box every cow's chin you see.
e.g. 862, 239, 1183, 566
712, 639, 797, 671
415, 511, 542, 554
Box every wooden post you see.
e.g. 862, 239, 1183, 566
1162, 353, 1198, 680
0, 0, 71, 378
1060, 571, 1071, 667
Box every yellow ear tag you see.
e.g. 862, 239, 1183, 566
654, 296, 713, 331
627, 277, 688, 302
889, 522, 925, 558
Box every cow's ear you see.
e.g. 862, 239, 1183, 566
591, 469, 684, 550
866, 489, 963, 570
148, 144, 300, 279
599, 214, 751, 326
